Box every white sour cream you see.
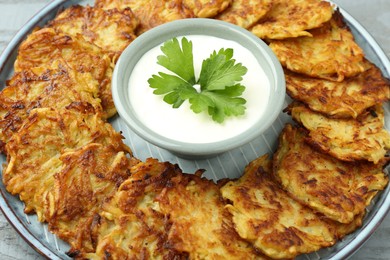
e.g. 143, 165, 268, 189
128, 35, 270, 144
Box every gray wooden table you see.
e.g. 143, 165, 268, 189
0, 0, 389, 259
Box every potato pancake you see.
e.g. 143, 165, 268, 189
220, 154, 336, 259
156, 171, 262, 259
87, 158, 262, 259
326, 212, 365, 239
216, 0, 272, 29
86, 213, 187, 260
2, 103, 131, 222
270, 10, 366, 82
14, 28, 116, 118
182, 0, 231, 18
289, 102, 390, 163
285, 60, 390, 118
273, 124, 389, 224
95, 0, 194, 34
250, 0, 333, 40
0, 63, 101, 149
85, 158, 186, 259
47, 4, 138, 60
47, 143, 135, 256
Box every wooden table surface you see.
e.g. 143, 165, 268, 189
0, 0, 389, 259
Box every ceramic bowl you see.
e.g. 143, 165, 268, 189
112, 18, 285, 158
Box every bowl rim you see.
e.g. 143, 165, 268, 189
112, 18, 285, 157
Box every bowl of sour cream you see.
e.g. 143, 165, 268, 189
112, 18, 285, 158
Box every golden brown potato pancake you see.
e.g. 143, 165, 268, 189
273, 124, 389, 224
47, 143, 135, 256
156, 171, 262, 259
85, 158, 187, 259
86, 213, 187, 260
289, 102, 390, 163
14, 28, 116, 118
0, 63, 101, 149
285, 60, 390, 118
216, 0, 272, 29
47, 4, 138, 60
328, 213, 366, 239
220, 154, 336, 259
270, 10, 366, 82
87, 158, 262, 259
95, 0, 194, 34
2, 103, 131, 223
250, 0, 333, 39
182, 0, 231, 18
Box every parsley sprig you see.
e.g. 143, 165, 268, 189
148, 37, 248, 123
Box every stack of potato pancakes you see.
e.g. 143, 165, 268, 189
0, 0, 389, 259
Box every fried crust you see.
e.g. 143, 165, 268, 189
288, 102, 390, 163
273, 124, 389, 223
48, 4, 138, 61
85, 158, 186, 259
0, 64, 101, 149
14, 28, 116, 118
47, 143, 135, 255
285, 60, 390, 118
156, 171, 262, 259
220, 155, 336, 259
87, 158, 262, 259
95, 0, 194, 34
15, 28, 108, 83
2, 103, 131, 222
250, 0, 333, 39
270, 10, 366, 81
182, 0, 231, 18
216, 0, 272, 29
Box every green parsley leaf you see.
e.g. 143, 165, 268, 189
188, 84, 246, 123
148, 37, 248, 123
198, 48, 248, 91
157, 37, 195, 84
148, 72, 193, 108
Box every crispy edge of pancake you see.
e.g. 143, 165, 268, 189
0, 63, 103, 148
221, 154, 336, 259
48, 4, 139, 61
269, 10, 366, 82
216, 0, 272, 29
156, 171, 262, 259
3, 103, 131, 221
83, 213, 188, 260
288, 102, 390, 164
46, 143, 134, 255
95, 0, 195, 34
182, 0, 231, 18
250, 0, 333, 39
83, 158, 186, 259
88, 158, 263, 259
14, 27, 109, 81
272, 124, 389, 223
285, 59, 390, 119
14, 27, 116, 118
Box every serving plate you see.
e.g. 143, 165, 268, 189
0, 1, 389, 259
